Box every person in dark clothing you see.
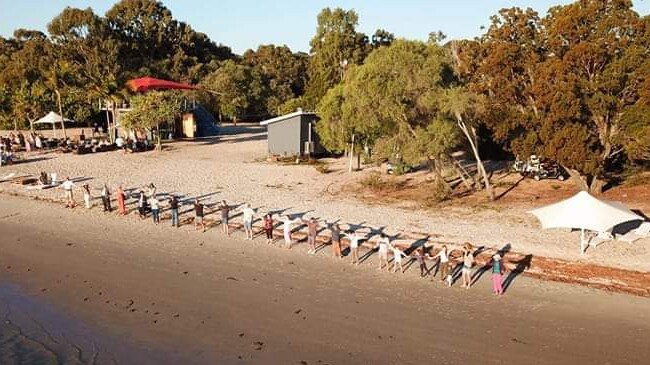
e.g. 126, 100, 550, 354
194, 199, 205, 232
169, 194, 180, 227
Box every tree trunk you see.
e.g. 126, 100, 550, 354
356, 152, 361, 170
456, 117, 493, 200
56, 90, 67, 139
348, 134, 355, 173
589, 176, 605, 195
564, 166, 588, 191
156, 122, 162, 151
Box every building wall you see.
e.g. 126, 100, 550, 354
267, 115, 301, 155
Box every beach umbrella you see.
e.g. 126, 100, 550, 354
126, 77, 198, 93
528, 191, 641, 254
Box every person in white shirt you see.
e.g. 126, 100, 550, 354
149, 196, 160, 224
115, 136, 125, 148
390, 244, 408, 273
241, 203, 255, 240
342, 230, 361, 265
433, 245, 452, 286
376, 234, 390, 271
60, 177, 76, 208
461, 243, 475, 289
282, 215, 300, 249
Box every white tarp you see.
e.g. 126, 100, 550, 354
33, 111, 73, 125
529, 191, 641, 253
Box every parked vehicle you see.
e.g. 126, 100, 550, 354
512, 155, 566, 181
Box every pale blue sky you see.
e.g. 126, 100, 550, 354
1, 0, 649, 54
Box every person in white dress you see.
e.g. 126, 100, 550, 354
376, 234, 390, 271
390, 244, 408, 273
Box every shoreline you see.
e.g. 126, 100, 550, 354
0, 194, 649, 364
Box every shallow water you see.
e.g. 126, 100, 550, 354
0, 282, 189, 365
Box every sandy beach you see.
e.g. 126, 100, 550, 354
0, 194, 649, 364
1, 125, 648, 275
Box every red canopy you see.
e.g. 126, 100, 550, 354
126, 77, 198, 92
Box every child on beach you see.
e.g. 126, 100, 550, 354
491, 253, 504, 295
390, 244, 408, 273
263, 213, 274, 244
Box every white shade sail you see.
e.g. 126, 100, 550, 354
528, 191, 641, 233
33, 111, 73, 125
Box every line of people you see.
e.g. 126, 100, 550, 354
56, 180, 506, 295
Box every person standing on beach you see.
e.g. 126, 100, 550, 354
149, 195, 160, 225
461, 243, 475, 289
241, 203, 255, 240
302, 217, 319, 254
491, 254, 504, 295
390, 244, 408, 273
147, 183, 156, 198
263, 213, 274, 244
219, 200, 231, 235
433, 245, 452, 286
101, 184, 111, 212
137, 190, 147, 219
117, 185, 127, 216
342, 230, 361, 265
282, 215, 299, 249
82, 184, 92, 209
169, 194, 180, 227
330, 223, 342, 259
415, 247, 428, 277
376, 234, 390, 271
61, 177, 76, 208
194, 199, 205, 232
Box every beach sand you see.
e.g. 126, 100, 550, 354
1, 125, 648, 274
0, 195, 648, 364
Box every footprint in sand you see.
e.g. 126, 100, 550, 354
252, 341, 264, 351
5, 265, 11, 270
83, 297, 89, 302
182, 271, 189, 275
172, 313, 180, 318
239, 333, 245, 338
41, 288, 47, 292
294, 309, 302, 314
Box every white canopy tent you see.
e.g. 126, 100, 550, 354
529, 191, 642, 254
33, 111, 73, 138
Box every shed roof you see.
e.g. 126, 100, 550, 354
259, 110, 317, 126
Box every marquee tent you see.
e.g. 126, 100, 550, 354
529, 191, 641, 254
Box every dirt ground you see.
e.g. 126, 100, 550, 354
0, 195, 649, 364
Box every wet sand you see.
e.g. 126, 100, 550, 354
0, 195, 649, 364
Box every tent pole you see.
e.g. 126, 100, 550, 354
580, 229, 585, 254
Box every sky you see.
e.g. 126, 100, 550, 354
1, 0, 649, 54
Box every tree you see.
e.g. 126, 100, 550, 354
461, 1, 649, 192
317, 40, 460, 182
303, 8, 369, 109
200, 60, 263, 124
242, 45, 308, 116
371, 29, 394, 48
120, 91, 181, 151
